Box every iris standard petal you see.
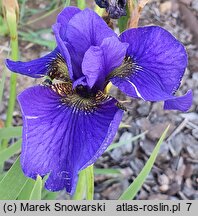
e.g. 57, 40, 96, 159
82, 36, 128, 89
56, 6, 81, 41
52, 24, 73, 80
18, 85, 123, 194
5, 49, 58, 78
65, 8, 116, 77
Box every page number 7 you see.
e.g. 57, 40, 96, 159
186, 203, 192, 211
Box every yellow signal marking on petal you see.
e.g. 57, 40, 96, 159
51, 83, 111, 113
104, 82, 112, 94
47, 53, 70, 82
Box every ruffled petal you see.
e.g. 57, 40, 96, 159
65, 8, 116, 77
5, 49, 58, 78
82, 36, 128, 89
18, 85, 123, 194
164, 90, 193, 112
56, 6, 81, 41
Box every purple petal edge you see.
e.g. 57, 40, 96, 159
5, 49, 58, 78
164, 90, 193, 112
18, 85, 123, 194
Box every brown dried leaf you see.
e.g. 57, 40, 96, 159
2, 0, 19, 22
128, 0, 150, 28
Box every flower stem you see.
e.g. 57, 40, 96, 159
72, 169, 86, 200
73, 165, 94, 200
76, 0, 86, 10
64, 0, 71, 7
84, 165, 94, 200
2, 8, 19, 149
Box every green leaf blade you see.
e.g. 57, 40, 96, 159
0, 157, 28, 200
0, 127, 22, 139
73, 169, 86, 200
85, 165, 94, 200
0, 139, 21, 165
118, 4, 130, 33
107, 131, 147, 152
119, 125, 170, 200
17, 179, 35, 200
76, 0, 86, 10
29, 175, 42, 200
94, 168, 121, 175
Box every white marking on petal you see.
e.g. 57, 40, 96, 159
127, 79, 145, 100
25, 115, 39, 119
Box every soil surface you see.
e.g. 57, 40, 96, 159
0, 0, 198, 200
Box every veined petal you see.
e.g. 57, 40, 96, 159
82, 46, 103, 89
65, 8, 116, 78
164, 90, 193, 112
118, 26, 187, 97
100, 37, 128, 74
18, 85, 123, 194
5, 49, 58, 78
110, 64, 192, 111
109, 26, 192, 111
56, 6, 81, 41
82, 36, 128, 89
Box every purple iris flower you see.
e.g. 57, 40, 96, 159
6, 7, 192, 194
95, 0, 127, 19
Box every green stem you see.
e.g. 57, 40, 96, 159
94, 5, 104, 16
73, 165, 94, 200
64, 0, 71, 7
76, 0, 86, 10
72, 169, 86, 200
2, 10, 18, 149
84, 165, 94, 200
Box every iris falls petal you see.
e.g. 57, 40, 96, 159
18, 85, 123, 194
164, 90, 193, 112
6, 48, 59, 78
110, 26, 192, 111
